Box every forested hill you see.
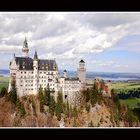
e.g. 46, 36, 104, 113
0, 84, 139, 127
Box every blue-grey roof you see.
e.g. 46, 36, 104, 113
14, 57, 57, 71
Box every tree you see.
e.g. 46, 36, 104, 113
16, 98, 26, 117
88, 120, 94, 127
55, 92, 63, 121
9, 80, 17, 105
72, 105, 78, 118
90, 88, 98, 107
38, 86, 45, 112
66, 100, 70, 118
44, 85, 51, 106
49, 95, 56, 116
85, 103, 90, 112
0, 87, 7, 98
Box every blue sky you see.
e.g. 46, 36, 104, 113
0, 12, 140, 73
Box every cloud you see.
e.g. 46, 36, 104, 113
0, 12, 140, 72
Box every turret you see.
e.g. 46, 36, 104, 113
33, 50, 39, 94
63, 69, 67, 78
33, 50, 38, 69
22, 36, 29, 57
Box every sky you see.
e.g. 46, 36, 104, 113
0, 12, 140, 73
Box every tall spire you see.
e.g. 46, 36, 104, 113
23, 35, 28, 48
34, 49, 38, 60
22, 36, 29, 57
13, 53, 15, 58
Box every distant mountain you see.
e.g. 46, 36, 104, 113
1, 69, 140, 81
0, 69, 10, 77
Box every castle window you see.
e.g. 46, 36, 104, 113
65, 95, 67, 99
32, 72, 33, 74
21, 76, 22, 78
24, 72, 26, 74
21, 72, 23, 74
44, 72, 46, 74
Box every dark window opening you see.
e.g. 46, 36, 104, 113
65, 95, 67, 99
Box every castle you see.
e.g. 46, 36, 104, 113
8, 37, 86, 104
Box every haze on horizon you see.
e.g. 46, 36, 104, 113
0, 12, 140, 73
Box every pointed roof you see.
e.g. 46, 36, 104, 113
64, 69, 67, 72
79, 59, 85, 63
34, 50, 38, 60
13, 53, 15, 58
23, 36, 28, 48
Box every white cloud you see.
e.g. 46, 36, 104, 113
0, 12, 140, 71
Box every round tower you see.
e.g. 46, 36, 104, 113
63, 69, 67, 78
78, 59, 86, 84
22, 36, 29, 57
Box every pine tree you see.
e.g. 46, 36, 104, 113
49, 95, 56, 116
0, 87, 7, 98
73, 105, 78, 118
10, 80, 17, 105
16, 98, 26, 117
66, 100, 70, 118
55, 92, 63, 121
90, 89, 98, 107
44, 85, 51, 106
38, 86, 44, 112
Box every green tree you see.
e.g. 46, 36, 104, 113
66, 100, 70, 118
55, 92, 64, 121
85, 103, 90, 112
72, 105, 78, 118
49, 95, 56, 116
38, 86, 45, 112
128, 109, 139, 127
9, 80, 17, 105
44, 85, 51, 106
0, 87, 7, 98
90, 88, 98, 107
16, 98, 26, 117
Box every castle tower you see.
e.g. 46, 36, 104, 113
33, 50, 39, 94
22, 36, 29, 57
8, 53, 16, 93
63, 69, 67, 78
78, 59, 86, 84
